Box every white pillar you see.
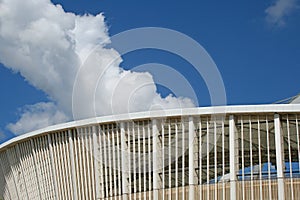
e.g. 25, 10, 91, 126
152, 119, 162, 200
229, 115, 237, 200
48, 134, 59, 199
16, 144, 30, 200
188, 116, 196, 199
68, 130, 78, 200
30, 139, 42, 199
121, 122, 129, 200
274, 114, 285, 200
0, 154, 12, 200
92, 126, 101, 199
6, 150, 20, 200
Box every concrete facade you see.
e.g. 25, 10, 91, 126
1, 104, 300, 199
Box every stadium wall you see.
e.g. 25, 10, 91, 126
0, 104, 300, 200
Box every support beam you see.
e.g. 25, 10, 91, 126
68, 130, 78, 200
6, 150, 20, 200
229, 115, 237, 200
274, 114, 285, 200
152, 119, 162, 200
48, 134, 59, 199
30, 139, 42, 199
92, 126, 100, 199
120, 122, 129, 200
188, 116, 196, 199
16, 144, 29, 200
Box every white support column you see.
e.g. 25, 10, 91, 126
80, 128, 88, 198
77, 129, 84, 198
214, 119, 218, 199
112, 127, 118, 198
68, 130, 78, 200
148, 124, 152, 199
0, 154, 13, 199
241, 117, 245, 200
188, 116, 196, 200
168, 122, 172, 200
258, 119, 263, 200
206, 120, 210, 200
152, 119, 162, 200
222, 117, 226, 200
97, 126, 105, 199
121, 122, 129, 200
199, 119, 202, 200
6, 150, 20, 200
0, 154, 12, 200
175, 122, 179, 200
107, 125, 113, 198
88, 128, 95, 199
229, 115, 237, 200
48, 134, 58, 199
85, 128, 92, 200
249, 118, 254, 200
132, 124, 137, 200
30, 139, 42, 199
117, 127, 122, 197
274, 114, 285, 200
143, 123, 147, 196
161, 121, 165, 199
16, 144, 30, 200
137, 124, 142, 199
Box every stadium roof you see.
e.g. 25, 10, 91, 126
274, 93, 300, 104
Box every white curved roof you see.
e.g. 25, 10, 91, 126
1, 104, 300, 150
291, 94, 300, 104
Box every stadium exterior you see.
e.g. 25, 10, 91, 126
1, 104, 300, 200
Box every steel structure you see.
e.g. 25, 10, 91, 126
1, 104, 300, 200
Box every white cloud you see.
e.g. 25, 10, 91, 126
0, 0, 194, 134
6, 102, 69, 135
265, 0, 298, 26
0, 130, 7, 141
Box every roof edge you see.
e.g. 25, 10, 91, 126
1, 104, 300, 150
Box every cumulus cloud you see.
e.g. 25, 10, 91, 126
265, 0, 298, 26
7, 102, 69, 134
0, 0, 194, 134
0, 130, 7, 142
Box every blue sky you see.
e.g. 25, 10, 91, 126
0, 0, 300, 142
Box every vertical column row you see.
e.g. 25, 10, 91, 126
18, 140, 40, 199
0, 156, 11, 200
6, 146, 24, 199
236, 115, 278, 200
1, 147, 19, 200
280, 114, 300, 200
32, 136, 55, 199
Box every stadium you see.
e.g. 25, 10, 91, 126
1, 102, 300, 200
